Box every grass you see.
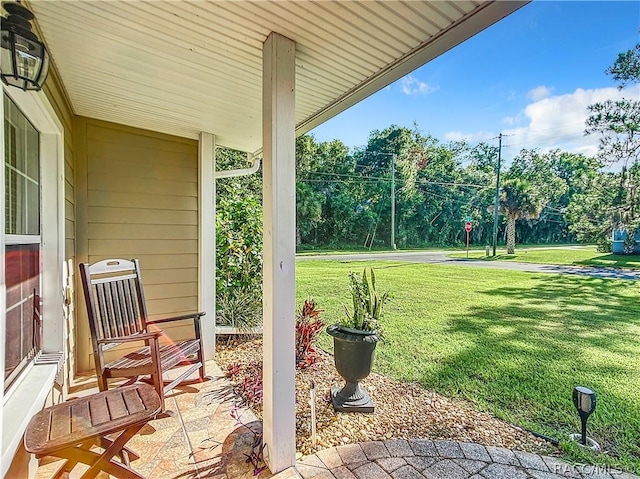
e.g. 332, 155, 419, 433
449, 247, 640, 268
296, 260, 640, 474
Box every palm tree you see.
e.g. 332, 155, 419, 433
499, 177, 544, 254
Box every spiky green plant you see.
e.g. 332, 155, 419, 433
342, 267, 389, 337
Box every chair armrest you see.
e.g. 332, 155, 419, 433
147, 312, 205, 325
97, 331, 162, 344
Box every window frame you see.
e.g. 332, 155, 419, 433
4, 94, 43, 388
1, 84, 65, 477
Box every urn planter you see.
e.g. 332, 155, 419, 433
327, 324, 379, 413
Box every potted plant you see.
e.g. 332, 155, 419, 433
327, 267, 389, 413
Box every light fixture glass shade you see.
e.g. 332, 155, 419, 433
1, 2, 50, 91
573, 386, 596, 415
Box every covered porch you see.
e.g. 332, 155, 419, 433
1, 1, 529, 477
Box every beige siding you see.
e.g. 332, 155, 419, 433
75, 117, 199, 372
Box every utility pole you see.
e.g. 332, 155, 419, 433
391, 154, 396, 250
492, 133, 502, 256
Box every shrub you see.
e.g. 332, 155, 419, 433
295, 299, 324, 369
216, 179, 263, 329
623, 227, 638, 254
216, 287, 262, 331
597, 237, 613, 253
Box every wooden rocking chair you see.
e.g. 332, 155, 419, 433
79, 259, 207, 412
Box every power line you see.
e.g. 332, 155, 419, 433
300, 178, 382, 184
309, 171, 389, 181
301, 172, 486, 189
416, 180, 486, 189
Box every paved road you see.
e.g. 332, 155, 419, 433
297, 250, 640, 281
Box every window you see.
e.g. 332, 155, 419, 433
4, 93, 41, 389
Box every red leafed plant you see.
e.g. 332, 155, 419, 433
295, 298, 325, 369
224, 299, 323, 412
227, 361, 263, 408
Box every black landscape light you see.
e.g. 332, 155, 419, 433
571, 386, 600, 451
1, 1, 50, 91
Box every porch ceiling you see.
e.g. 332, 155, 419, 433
30, 0, 528, 153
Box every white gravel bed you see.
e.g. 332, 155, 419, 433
215, 338, 554, 458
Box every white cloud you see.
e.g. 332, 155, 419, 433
503, 86, 638, 160
400, 75, 438, 96
444, 85, 640, 163
527, 85, 553, 101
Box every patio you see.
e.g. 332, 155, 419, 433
29, 358, 638, 479
33, 360, 271, 479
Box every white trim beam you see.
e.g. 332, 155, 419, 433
198, 132, 216, 361
295, 1, 529, 135
262, 32, 296, 473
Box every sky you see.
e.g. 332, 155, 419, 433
309, 1, 640, 163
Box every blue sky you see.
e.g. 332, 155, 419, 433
310, 1, 640, 161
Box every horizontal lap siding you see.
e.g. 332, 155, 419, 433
77, 118, 199, 372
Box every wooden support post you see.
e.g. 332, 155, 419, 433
199, 132, 216, 360
262, 31, 296, 473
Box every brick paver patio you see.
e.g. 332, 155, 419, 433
275, 439, 639, 479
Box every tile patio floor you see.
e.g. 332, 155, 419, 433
34, 360, 269, 479
32, 360, 639, 479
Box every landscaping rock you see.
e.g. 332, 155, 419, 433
216, 339, 551, 458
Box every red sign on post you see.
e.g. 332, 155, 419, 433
465, 222, 472, 258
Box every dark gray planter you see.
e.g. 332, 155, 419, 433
326, 324, 379, 413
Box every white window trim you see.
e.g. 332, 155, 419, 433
5, 235, 40, 245
1, 85, 65, 477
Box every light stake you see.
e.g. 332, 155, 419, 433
571, 386, 600, 451
310, 380, 317, 449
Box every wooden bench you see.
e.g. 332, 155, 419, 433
24, 384, 160, 479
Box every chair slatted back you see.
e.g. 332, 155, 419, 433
79, 259, 149, 349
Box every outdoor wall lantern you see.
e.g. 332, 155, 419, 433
570, 386, 600, 452
1, 1, 50, 91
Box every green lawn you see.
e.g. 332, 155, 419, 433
449, 247, 640, 268
296, 260, 640, 474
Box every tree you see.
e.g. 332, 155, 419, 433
499, 177, 545, 254
296, 182, 323, 245
584, 41, 640, 248
606, 43, 640, 89
500, 150, 569, 246
585, 99, 640, 168
215, 148, 263, 328
587, 41, 640, 168
565, 166, 640, 251
295, 135, 355, 246
544, 151, 601, 243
